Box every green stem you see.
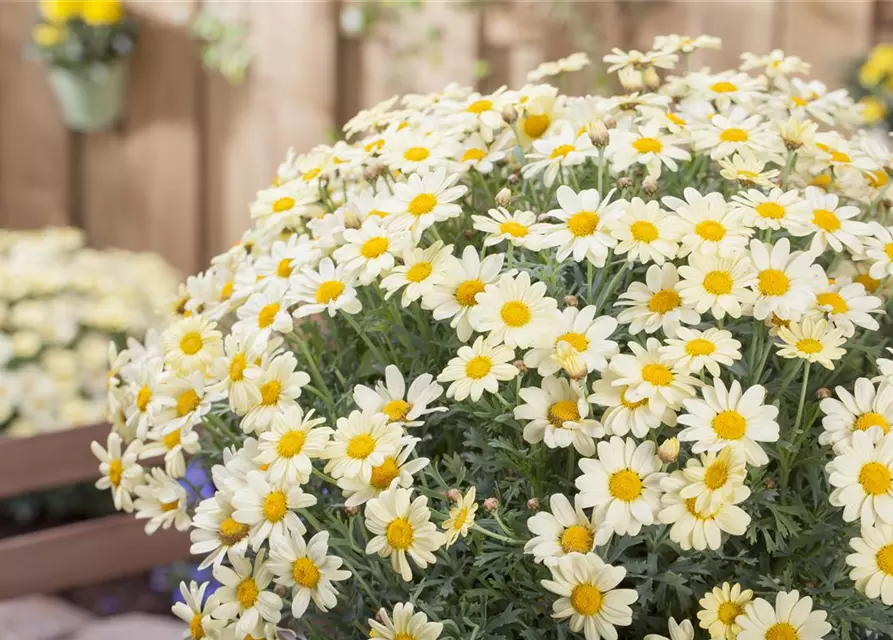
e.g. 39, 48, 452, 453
472, 524, 523, 545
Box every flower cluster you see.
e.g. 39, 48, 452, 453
32, 0, 136, 69
0, 227, 177, 437
97, 35, 893, 639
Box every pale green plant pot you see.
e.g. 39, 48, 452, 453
48, 61, 129, 133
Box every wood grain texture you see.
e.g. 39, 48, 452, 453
0, 1, 71, 229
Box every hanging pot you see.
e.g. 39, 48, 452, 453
47, 60, 129, 133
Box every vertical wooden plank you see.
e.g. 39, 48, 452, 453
80, 0, 201, 274
204, 0, 338, 256
0, 2, 71, 229
778, 0, 874, 86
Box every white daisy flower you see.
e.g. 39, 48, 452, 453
123, 356, 165, 440
589, 370, 676, 438
322, 410, 404, 482
514, 375, 605, 456
381, 241, 454, 308
251, 234, 321, 293
155, 372, 221, 435
163, 316, 223, 375
644, 617, 695, 640
443, 486, 478, 547
240, 352, 310, 434
717, 150, 781, 187
608, 338, 700, 416
133, 467, 191, 534
523, 125, 598, 187
268, 530, 351, 618
544, 186, 624, 267
576, 436, 666, 535
470, 271, 560, 348
730, 188, 810, 232
608, 118, 691, 176
663, 188, 752, 258
255, 407, 331, 487
678, 378, 780, 467
660, 327, 742, 377
234, 289, 296, 335
692, 106, 778, 160
455, 132, 506, 173
352, 364, 446, 427
210, 550, 282, 636
140, 422, 200, 479
612, 197, 682, 265
189, 493, 251, 570
422, 246, 505, 342
679, 446, 750, 513
291, 257, 363, 318
807, 280, 880, 338
653, 34, 721, 54
172, 580, 226, 640
437, 335, 518, 401
364, 487, 446, 582
385, 167, 468, 242
820, 378, 893, 448
697, 582, 754, 640
845, 522, 893, 605
776, 318, 847, 370
736, 590, 831, 640
677, 253, 757, 320
380, 128, 458, 175
208, 328, 267, 415
333, 219, 411, 285
791, 186, 868, 253
472, 207, 548, 250
827, 431, 893, 527
338, 437, 429, 508
689, 71, 767, 108
749, 238, 821, 321
541, 552, 638, 640
523, 306, 618, 377
525, 493, 611, 566
368, 602, 444, 640
616, 263, 700, 338
232, 470, 316, 550
863, 223, 893, 280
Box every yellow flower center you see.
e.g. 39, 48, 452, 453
869, 170, 889, 188
642, 363, 673, 386
180, 332, 203, 356
467, 99, 493, 114
609, 469, 643, 502
812, 174, 833, 190
455, 279, 485, 306
877, 544, 893, 575
568, 211, 600, 237
229, 354, 248, 382
258, 303, 280, 329
292, 557, 321, 588
711, 81, 738, 93
817, 292, 848, 314
277, 431, 307, 458
719, 128, 749, 142
703, 270, 733, 296
367, 208, 388, 219
315, 280, 345, 304
686, 338, 716, 357
386, 517, 414, 550
302, 167, 321, 182
465, 355, 493, 380
218, 517, 250, 546
859, 461, 892, 496
361, 236, 390, 259
712, 410, 747, 440
812, 208, 841, 232
394, 635, 413, 640
408, 193, 437, 216
500, 301, 531, 327
550, 144, 576, 159
499, 221, 529, 237
163, 429, 181, 450
108, 459, 123, 487
220, 281, 234, 300
523, 113, 551, 139
557, 332, 589, 351
630, 220, 659, 242
403, 147, 430, 162
667, 112, 687, 126
236, 578, 259, 609
461, 148, 487, 162
273, 196, 295, 213
189, 614, 205, 640
383, 399, 411, 422
621, 388, 648, 410
548, 400, 581, 426
560, 525, 594, 553
830, 150, 851, 164
796, 338, 823, 354
886, 243, 893, 261
570, 583, 603, 616
263, 491, 288, 522
177, 389, 201, 417
717, 601, 742, 625
136, 386, 152, 412
406, 261, 433, 282
855, 274, 881, 293
452, 507, 470, 531
346, 434, 376, 459
856, 412, 890, 433
276, 259, 293, 278
758, 269, 791, 296
370, 457, 400, 490
695, 220, 727, 242
765, 622, 798, 640
647, 289, 682, 314
704, 460, 729, 489
756, 202, 786, 219
161, 499, 180, 512
260, 380, 282, 406
633, 137, 663, 154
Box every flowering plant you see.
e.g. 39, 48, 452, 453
99, 35, 893, 640
0, 228, 177, 437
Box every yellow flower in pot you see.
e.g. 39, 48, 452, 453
38, 0, 83, 24
82, 0, 123, 27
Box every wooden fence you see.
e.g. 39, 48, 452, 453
0, 0, 890, 275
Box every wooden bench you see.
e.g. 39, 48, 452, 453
0, 424, 192, 599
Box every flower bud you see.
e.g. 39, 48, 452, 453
513, 360, 528, 373
447, 488, 462, 503
556, 341, 587, 380
642, 178, 659, 196
274, 584, 288, 597
603, 116, 617, 130
563, 295, 579, 308
588, 120, 610, 148
507, 173, 520, 184
617, 176, 633, 189
483, 497, 499, 512
463, 229, 476, 240
765, 478, 776, 489
618, 67, 644, 93
527, 497, 541, 511
502, 105, 518, 125
816, 387, 833, 400
495, 187, 512, 207
658, 437, 680, 464
344, 505, 360, 517
363, 163, 384, 182
643, 66, 661, 91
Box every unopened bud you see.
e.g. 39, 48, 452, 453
501, 105, 518, 124
563, 295, 579, 308
603, 116, 617, 130
495, 187, 512, 207
513, 360, 528, 373
658, 437, 680, 464
344, 505, 360, 517
527, 497, 541, 511
507, 173, 520, 184
274, 584, 288, 597
617, 176, 633, 189
363, 163, 385, 182
783, 137, 802, 151
463, 229, 475, 240
447, 488, 462, 503
642, 178, 659, 196
483, 497, 499, 512
588, 120, 610, 148
643, 66, 661, 91
765, 478, 776, 489
817, 387, 833, 400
